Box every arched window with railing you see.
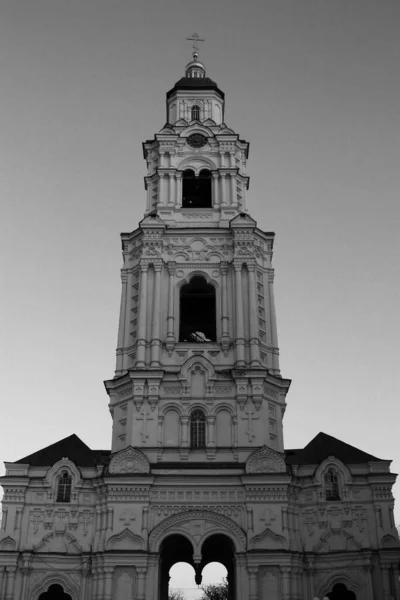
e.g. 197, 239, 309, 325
190, 410, 206, 448
324, 468, 340, 501
191, 105, 200, 121
179, 276, 216, 342
182, 169, 212, 208
56, 471, 72, 503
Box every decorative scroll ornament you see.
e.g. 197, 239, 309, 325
245, 446, 286, 474
108, 447, 150, 474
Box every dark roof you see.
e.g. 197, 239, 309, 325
285, 432, 381, 465
167, 77, 224, 99
15, 434, 110, 468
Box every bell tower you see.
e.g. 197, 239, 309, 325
105, 49, 291, 462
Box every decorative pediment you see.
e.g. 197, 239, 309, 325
381, 533, 400, 547
108, 446, 150, 475
230, 213, 257, 228
139, 214, 166, 229
314, 456, 352, 485
106, 528, 145, 551
179, 355, 216, 385
313, 530, 362, 553
33, 531, 82, 554
44, 458, 82, 488
249, 527, 287, 550
245, 446, 286, 474
180, 123, 214, 138
0, 535, 17, 551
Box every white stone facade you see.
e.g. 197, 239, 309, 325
1, 55, 400, 600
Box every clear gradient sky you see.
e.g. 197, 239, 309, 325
1, 0, 400, 588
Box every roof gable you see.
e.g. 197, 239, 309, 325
15, 434, 106, 467
285, 432, 381, 465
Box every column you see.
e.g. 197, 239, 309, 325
79, 567, 89, 600
158, 173, 166, 206
212, 172, 219, 208
122, 269, 134, 370
165, 262, 176, 354
5, 567, 16, 600
229, 152, 236, 168
104, 567, 114, 600
157, 415, 164, 446
0, 569, 4, 600
151, 263, 162, 367
382, 565, 390, 599
281, 567, 291, 600
232, 416, 238, 448
247, 263, 261, 366
136, 264, 148, 368
248, 567, 258, 600
221, 173, 228, 206
168, 173, 175, 206
92, 569, 99, 600
181, 416, 189, 447
230, 173, 236, 206
234, 262, 245, 367
20, 564, 30, 600
116, 270, 128, 373
268, 269, 280, 374
363, 565, 374, 600
175, 172, 182, 207
220, 262, 230, 353
206, 416, 216, 447
137, 567, 147, 600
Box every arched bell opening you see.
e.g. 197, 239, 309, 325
159, 534, 195, 600
326, 583, 356, 599
38, 584, 72, 600
182, 169, 212, 208
179, 276, 216, 343
200, 534, 236, 600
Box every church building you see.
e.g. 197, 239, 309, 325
1, 47, 400, 600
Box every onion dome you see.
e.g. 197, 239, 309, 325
185, 51, 206, 78
167, 51, 224, 99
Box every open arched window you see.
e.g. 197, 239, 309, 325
191, 105, 200, 121
56, 471, 72, 503
182, 169, 212, 208
324, 468, 340, 501
190, 410, 206, 448
179, 276, 216, 342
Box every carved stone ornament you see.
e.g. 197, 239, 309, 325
108, 447, 150, 475
245, 446, 286, 474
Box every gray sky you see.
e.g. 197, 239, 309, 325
1, 0, 400, 578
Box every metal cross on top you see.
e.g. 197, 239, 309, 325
186, 32, 205, 53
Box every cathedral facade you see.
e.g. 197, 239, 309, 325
1, 52, 400, 600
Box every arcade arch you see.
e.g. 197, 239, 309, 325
38, 584, 72, 600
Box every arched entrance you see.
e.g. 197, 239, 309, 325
159, 533, 236, 600
38, 584, 72, 600
150, 509, 246, 600
326, 583, 356, 599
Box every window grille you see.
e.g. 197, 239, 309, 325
190, 410, 206, 448
191, 105, 200, 121
324, 468, 340, 501
56, 471, 72, 503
